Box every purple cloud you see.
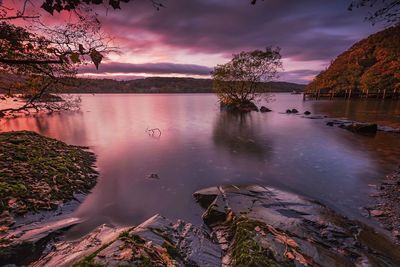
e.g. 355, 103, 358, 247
98, 0, 377, 62
80, 62, 213, 76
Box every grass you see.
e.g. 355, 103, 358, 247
230, 217, 295, 267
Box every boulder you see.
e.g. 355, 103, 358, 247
286, 109, 292, 114
342, 122, 378, 135
260, 106, 272, 112
220, 101, 259, 113
291, 108, 299, 113
33, 215, 221, 267
304, 111, 311, 115
194, 185, 400, 266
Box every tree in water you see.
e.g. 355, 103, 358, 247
212, 47, 282, 112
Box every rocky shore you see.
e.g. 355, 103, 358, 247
24, 185, 400, 266
0, 131, 98, 264
368, 168, 400, 241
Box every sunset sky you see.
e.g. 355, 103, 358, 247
60, 1, 383, 83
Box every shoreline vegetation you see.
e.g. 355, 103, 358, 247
0, 131, 98, 264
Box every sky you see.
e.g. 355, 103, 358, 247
17, 0, 387, 83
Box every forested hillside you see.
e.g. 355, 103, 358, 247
306, 25, 400, 94
0, 76, 305, 94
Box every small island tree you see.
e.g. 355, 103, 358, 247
212, 47, 282, 112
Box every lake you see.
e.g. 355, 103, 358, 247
1, 93, 400, 237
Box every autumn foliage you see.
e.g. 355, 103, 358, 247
306, 25, 400, 94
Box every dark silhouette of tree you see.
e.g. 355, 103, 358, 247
212, 47, 282, 108
349, 0, 400, 26
0, 0, 116, 116
40, 0, 165, 14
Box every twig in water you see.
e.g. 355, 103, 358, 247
146, 127, 162, 137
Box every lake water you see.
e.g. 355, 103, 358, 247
1, 93, 400, 237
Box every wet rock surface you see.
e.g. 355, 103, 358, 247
34, 214, 221, 267
4, 184, 400, 266
260, 106, 272, 112
194, 185, 400, 266
326, 118, 400, 135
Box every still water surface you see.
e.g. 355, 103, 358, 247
1, 93, 400, 236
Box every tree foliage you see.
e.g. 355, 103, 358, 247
306, 25, 400, 94
0, 0, 115, 116
349, 0, 400, 26
212, 48, 282, 106
40, 0, 165, 14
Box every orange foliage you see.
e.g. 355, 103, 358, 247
306, 25, 400, 93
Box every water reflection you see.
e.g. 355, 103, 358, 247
1, 94, 400, 237
213, 112, 272, 161
311, 99, 400, 128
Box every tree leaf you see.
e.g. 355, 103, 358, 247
70, 52, 80, 63
90, 50, 103, 69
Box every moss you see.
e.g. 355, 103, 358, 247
0, 131, 98, 215
162, 240, 181, 261
230, 217, 294, 267
73, 242, 111, 267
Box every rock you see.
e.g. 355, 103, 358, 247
0, 96, 6, 101
304, 111, 311, 115
260, 106, 272, 112
286, 109, 292, 114
0, 111, 5, 118
326, 121, 335, 126
194, 184, 400, 266
146, 173, 159, 179
370, 210, 385, 217
291, 108, 299, 113
220, 101, 259, 113
33, 215, 221, 267
0, 217, 83, 266
303, 115, 325, 120
342, 123, 378, 135
31, 223, 128, 267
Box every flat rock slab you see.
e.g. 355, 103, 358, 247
33, 214, 221, 267
194, 184, 400, 266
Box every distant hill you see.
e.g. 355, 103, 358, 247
59, 77, 305, 94
306, 25, 400, 94
0, 74, 305, 94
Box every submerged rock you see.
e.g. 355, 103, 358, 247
260, 106, 272, 113
194, 185, 400, 266
341, 122, 378, 135
286, 108, 299, 114
327, 118, 400, 134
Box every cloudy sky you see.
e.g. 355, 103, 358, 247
76, 0, 383, 83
